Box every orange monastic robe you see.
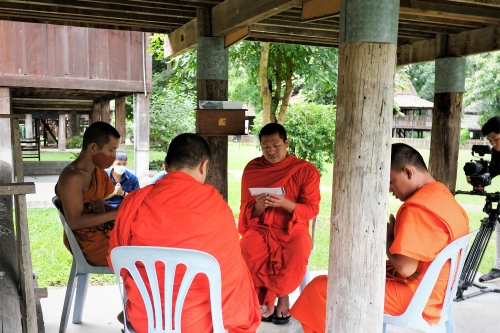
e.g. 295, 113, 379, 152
290, 182, 469, 333
238, 155, 320, 307
57, 167, 115, 266
107, 172, 261, 333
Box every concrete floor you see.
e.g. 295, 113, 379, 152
27, 175, 500, 333
39, 274, 500, 333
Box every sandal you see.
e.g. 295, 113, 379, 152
261, 308, 275, 322
271, 306, 290, 325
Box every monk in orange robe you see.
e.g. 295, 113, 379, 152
290, 143, 469, 333
107, 133, 261, 333
239, 123, 320, 324
55, 121, 121, 266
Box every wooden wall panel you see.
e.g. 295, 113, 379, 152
0, 21, 152, 91
23, 23, 44, 76
2, 21, 24, 75
45, 25, 68, 77
89, 29, 109, 80
108, 30, 129, 81
68, 27, 89, 78
129, 32, 144, 82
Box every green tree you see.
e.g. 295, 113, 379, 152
407, 61, 435, 102
465, 52, 500, 125
230, 41, 338, 125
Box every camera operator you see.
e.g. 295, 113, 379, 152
475, 116, 500, 282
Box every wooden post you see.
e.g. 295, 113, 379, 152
0, 161, 23, 333
66, 113, 80, 138
428, 57, 466, 192
10, 117, 38, 333
58, 114, 66, 151
197, 8, 229, 201
133, 93, 150, 185
101, 100, 110, 124
0, 88, 13, 167
327, 1, 399, 332
115, 96, 126, 151
92, 102, 101, 124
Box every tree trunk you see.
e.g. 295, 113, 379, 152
327, 42, 395, 332
428, 92, 463, 192
277, 56, 294, 124
259, 42, 272, 125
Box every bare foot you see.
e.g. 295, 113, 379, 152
117, 311, 124, 324
275, 295, 290, 318
261, 305, 274, 319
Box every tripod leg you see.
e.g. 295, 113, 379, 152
455, 219, 495, 301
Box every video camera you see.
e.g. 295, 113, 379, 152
463, 145, 492, 192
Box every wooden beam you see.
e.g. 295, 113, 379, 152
301, 0, 340, 22
164, 18, 198, 58
397, 24, 500, 65
448, 0, 500, 8
400, 0, 500, 24
0, 75, 151, 93
211, 0, 308, 37
225, 26, 250, 48
251, 23, 338, 39
0, 114, 26, 119
0, 183, 36, 195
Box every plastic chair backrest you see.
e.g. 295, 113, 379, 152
52, 196, 111, 274
383, 231, 476, 331
110, 246, 226, 333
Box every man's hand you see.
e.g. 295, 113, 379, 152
386, 213, 419, 277
387, 213, 395, 246
114, 183, 124, 196
251, 193, 267, 218
264, 194, 296, 214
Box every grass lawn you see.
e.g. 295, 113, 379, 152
29, 144, 497, 287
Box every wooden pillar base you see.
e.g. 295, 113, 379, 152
428, 92, 463, 192
327, 42, 396, 332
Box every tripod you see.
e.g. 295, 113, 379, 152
454, 190, 500, 301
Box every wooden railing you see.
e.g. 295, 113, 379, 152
392, 115, 432, 129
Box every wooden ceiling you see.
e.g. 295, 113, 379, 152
0, 0, 499, 67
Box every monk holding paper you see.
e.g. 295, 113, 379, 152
239, 123, 320, 325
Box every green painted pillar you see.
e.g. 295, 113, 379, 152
429, 57, 466, 192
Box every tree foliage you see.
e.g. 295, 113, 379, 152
406, 61, 435, 102
465, 52, 500, 125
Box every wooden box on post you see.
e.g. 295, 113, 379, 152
196, 109, 247, 135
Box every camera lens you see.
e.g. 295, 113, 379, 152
464, 161, 483, 176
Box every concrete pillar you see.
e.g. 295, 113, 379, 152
197, 8, 229, 201
25, 114, 33, 139
101, 101, 110, 124
133, 93, 150, 185
428, 57, 466, 192
0, 88, 13, 167
0, 161, 22, 332
58, 114, 66, 151
115, 97, 126, 152
328, 1, 399, 331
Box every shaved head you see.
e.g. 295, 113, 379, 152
391, 143, 427, 172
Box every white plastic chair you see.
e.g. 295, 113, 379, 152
109, 246, 228, 333
383, 231, 476, 333
52, 197, 113, 333
299, 216, 317, 292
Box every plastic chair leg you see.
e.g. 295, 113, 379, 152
445, 306, 455, 333
59, 261, 77, 333
382, 323, 387, 333
72, 273, 90, 324
299, 265, 310, 293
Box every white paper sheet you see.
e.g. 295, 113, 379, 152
249, 187, 286, 196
